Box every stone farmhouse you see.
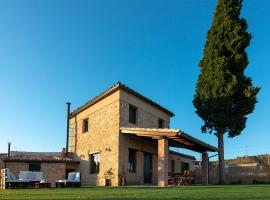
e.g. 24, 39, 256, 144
0, 82, 217, 187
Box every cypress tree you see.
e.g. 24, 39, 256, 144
193, 0, 260, 184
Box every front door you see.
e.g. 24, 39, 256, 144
144, 152, 152, 184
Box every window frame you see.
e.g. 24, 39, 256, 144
29, 163, 41, 172
89, 153, 100, 174
128, 148, 137, 173
158, 118, 165, 128
82, 118, 89, 133
129, 104, 138, 125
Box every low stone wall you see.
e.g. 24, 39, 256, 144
209, 165, 270, 184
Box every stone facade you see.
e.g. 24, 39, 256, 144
5, 162, 28, 179
70, 91, 120, 186
41, 163, 66, 187
70, 87, 196, 186
118, 90, 172, 185
0, 154, 6, 169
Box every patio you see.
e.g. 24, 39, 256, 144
120, 127, 218, 186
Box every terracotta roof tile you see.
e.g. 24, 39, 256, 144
70, 82, 174, 117
4, 151, 80, 163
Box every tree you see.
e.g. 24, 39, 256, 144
193, 0, 260, 184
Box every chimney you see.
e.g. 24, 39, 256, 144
7, 142, 11, 157
61, 148, 66, 158
66, 102, 71, 157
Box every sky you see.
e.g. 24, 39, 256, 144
0, 0, 269, 161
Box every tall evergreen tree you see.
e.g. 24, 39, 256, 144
193, 0, 260, 184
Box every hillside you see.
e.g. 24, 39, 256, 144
210, 154, 270, 166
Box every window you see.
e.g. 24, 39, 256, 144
180, 162, 189, 174
158, 118, 164, 128
129, 105, 137, 124
128, 149, 136, 173
82, 118, 89, 133
89, 153, 100, 174
29, 163, 41, 172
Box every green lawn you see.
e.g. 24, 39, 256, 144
1, 185, 270, 200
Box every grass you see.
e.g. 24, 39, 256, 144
1, 185, 270, 200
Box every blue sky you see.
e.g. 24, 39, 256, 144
0, 0, 269, 160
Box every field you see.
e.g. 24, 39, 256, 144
0, 185, 270, 200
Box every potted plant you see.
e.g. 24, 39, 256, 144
119, 165, 127, 186
104, 168, 114, 186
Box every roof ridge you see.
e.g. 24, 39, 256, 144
70, 82, 174, 117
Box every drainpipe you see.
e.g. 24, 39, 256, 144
66, 102, 71, 157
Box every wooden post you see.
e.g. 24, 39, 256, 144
158, 139, 168, 187
0, 169, 7, 189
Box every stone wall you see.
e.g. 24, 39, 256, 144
119, 90, 172, 185
5, 162, 28, 178
209, 165, 270, 184
119, 134, 158, 185
70, 91, 120, 186
120, 90, 171, 129
0, 154, 6, 169
41, 163, 66, 187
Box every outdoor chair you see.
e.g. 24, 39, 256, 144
3, 168, 30, 189
175, 173, 185, 186
56, 172, 81, 187
169, 171, 195, 186
19, 171, 43, 182
187, 171, 195, 184
19, 171, 44, 188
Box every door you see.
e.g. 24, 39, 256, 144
144, 152, 152, 184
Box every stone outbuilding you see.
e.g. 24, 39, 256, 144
1, 151, 79, 187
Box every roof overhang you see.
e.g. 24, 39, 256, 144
4, 158, 80, 164
70, 82, 174, 118
120, 127, 218, 153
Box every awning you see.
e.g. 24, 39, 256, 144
120, 127, 218, 153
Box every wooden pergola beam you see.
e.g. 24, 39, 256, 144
120, 127, 218, 152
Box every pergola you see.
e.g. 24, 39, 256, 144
120, 127, 218, 186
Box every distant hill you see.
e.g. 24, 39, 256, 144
210, 154, 270, 166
